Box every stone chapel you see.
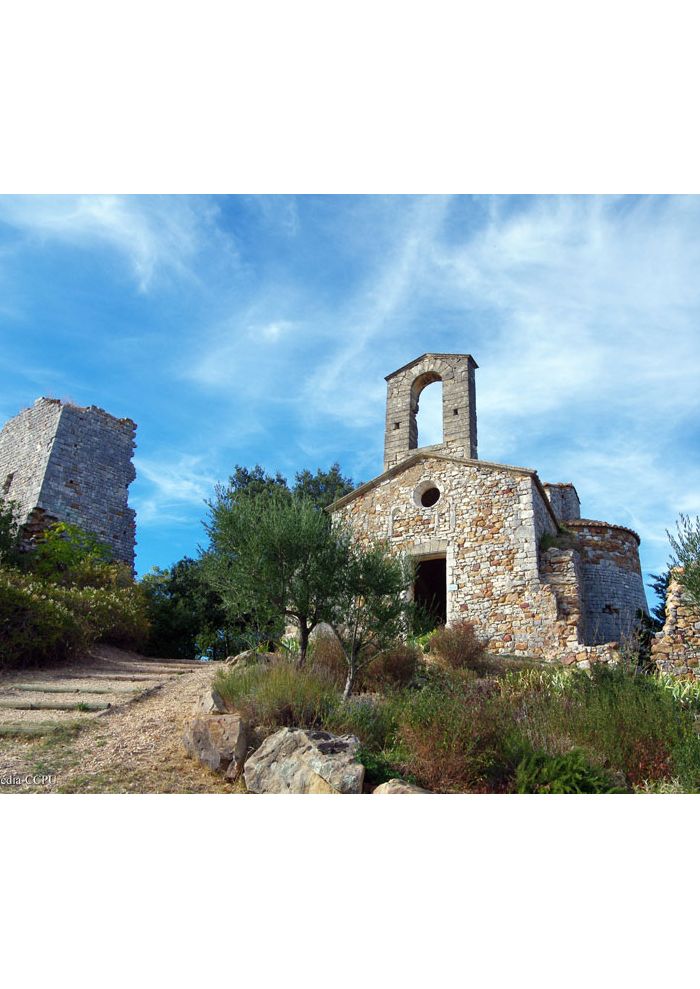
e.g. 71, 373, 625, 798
328, 353, 648, 665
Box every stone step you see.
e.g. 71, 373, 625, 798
0, 699, 111, 712
7, 684, 140, 696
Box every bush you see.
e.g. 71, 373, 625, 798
0, 571, 87, 668
429, 621, 490, 672
0, 569, 150, 669
514, 749, 625, 794
214, 661, 339, 729
361, 644, 421, 690
309, 630, 347, 688
396, 678, 513, 792
502, 664, 700, 790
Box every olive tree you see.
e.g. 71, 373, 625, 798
326, 541, 413, 700
204, 492, 349, 665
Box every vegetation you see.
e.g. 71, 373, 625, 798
0, 520, 149, 670
214, 652, 700, 793
324, 541, 414, 699
205, 492, 351, 664
140, 557, 233, 660
669, 513, 700, 609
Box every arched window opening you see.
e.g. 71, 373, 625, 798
415, 378, 443, 448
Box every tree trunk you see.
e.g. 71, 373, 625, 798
297, 624, 310, 668
342, 667, 355, 702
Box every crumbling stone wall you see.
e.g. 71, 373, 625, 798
0, 398, 136, 566
652, 571, 700, 676
0, 398, 63, 523
543, 482, 581, 522
383, 353, 478, 471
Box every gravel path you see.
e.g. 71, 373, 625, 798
0, 647, 235, 793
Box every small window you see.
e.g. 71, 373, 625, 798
421, 486, 441, 507
393, 422, 400, 430
3, 473, 14, 495
453, 408, 459, 416
413, 480, 442, 508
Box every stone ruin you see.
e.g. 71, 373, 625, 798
651, 570, 700, 676
0, 397, 136, 567
329, 353, 649, 666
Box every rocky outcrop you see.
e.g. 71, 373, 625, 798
373, 779, 430, 794
244, 728, 365, 794
183, 714, 248, 780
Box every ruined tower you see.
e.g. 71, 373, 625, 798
383, 353, 478, 471
0, 398, 137, 566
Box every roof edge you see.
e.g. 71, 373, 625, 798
385, 353, 478, 381
327, 451, 558, 520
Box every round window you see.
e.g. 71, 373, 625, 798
413, 480, 441, 508
421, 486, 440, 507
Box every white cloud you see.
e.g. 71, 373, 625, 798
0, 194, 234, 291
132, 453, 216, 526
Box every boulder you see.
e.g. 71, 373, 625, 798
183, 714, 248, 779
225, 649, 276, 668
244, 727, 365, 794
195, 684, 228, 715
373, 779, 430, 794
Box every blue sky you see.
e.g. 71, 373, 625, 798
1, 195, 699, 596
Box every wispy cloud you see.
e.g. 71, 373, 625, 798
0, 195, 235, 291
132, 453, 217, 526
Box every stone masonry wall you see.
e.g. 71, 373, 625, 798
652, 571, 700, 676
333, 455, 576, 658
0, 398, 136, 566
384, 354, 478, 471
0, 398, 63, 524
565, 520, 647, 645
543, 482, 581, 522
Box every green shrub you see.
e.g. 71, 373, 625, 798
429, 620, 490, 672
502, 664, 700, 790
327, 694, 402, 752
514, 749, 625, 794
0, 571, 87, 668
0, 570, 150, 669
25, 521, 113, 584
214, 661, 339, 729
395, 678, 513, 792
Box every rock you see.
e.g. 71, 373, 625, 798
183, 715, 248, 778
195, 684, 227, 714
373, 779, 430, 794
244, 727, 365, 794
225, 648, 256, 667
225, 649, 276, 668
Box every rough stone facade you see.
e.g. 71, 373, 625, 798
652, 571, 700, 676
384, 353, 478, 470
0, 398, 136, 566
330, 353, 648, 665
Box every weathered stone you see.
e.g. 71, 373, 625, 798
0, 397, 136, 566
244, 728, 365, 794
328, 352, 647, 665
373, 779, 430, 794
195, 684, 228, 714
652, 571, 700, 678
183, 714, 248, 777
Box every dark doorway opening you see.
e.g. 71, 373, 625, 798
414, 557, 447, 628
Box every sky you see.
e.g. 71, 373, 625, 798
1, 194, 699, 598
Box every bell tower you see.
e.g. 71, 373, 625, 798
383, 353, 478, 471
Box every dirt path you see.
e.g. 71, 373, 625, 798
0, 647, 236, 793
